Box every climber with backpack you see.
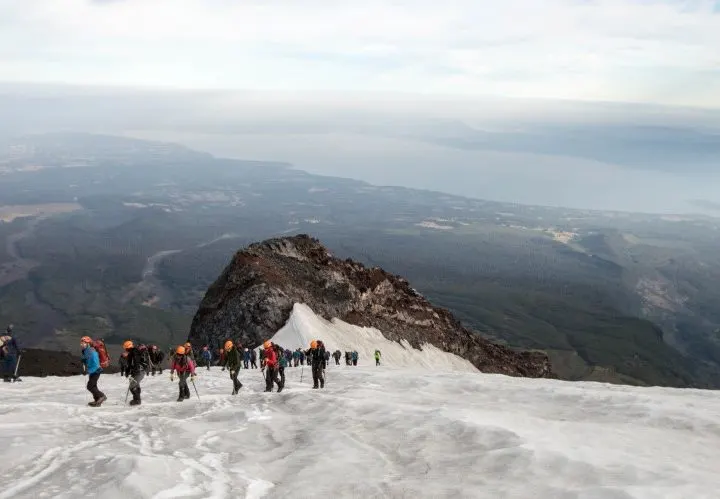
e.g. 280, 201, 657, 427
310, 340, 326, 389
262, 340, 282, 392
123, 340, 147, 406
201, 346, 212, 370
80, 336, 107, 407
375, 349, 381, 366
222, 340, 243, 395
0, 326, 21, 382
170, 345, 196, 402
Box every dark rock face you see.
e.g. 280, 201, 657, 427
188, 234, 553, 378
14, 348, 117, 377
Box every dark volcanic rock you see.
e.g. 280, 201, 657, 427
188, 235, 553, 378
14, 349, 119, 377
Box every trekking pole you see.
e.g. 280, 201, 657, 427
12, 354, 22, 382
125, 375, 135, 405
191, 378, 200, 400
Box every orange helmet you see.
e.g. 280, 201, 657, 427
263, 340, 272, 349
224, 340, 233, 351
176, 345, 186, 355
80, 336, 92, 344
123, 340, 134, 350
310, 340, 317, 349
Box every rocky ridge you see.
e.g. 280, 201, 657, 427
188, 234, 553, 378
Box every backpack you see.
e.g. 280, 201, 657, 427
93, 339, 110, 368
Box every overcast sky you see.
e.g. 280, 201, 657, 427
2, 0, 719, 108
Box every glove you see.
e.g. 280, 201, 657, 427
170, 373, 174, 382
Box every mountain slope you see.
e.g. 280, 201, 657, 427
0, 362, 718, 498
188, 234, 552, 378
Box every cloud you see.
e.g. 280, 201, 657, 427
1, 0, 719, 107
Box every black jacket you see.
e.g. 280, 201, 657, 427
310, 347, 327, 369
125, 348, 148, 376
149, 349, 164, 364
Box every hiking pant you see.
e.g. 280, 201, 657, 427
204, 360, 211, 371
87, 372, 105, 401
264, 366, 281, 392
230, 369, 242, 393
178, 372, 190, 398
312, 365, 324, 388
251, 360, 257, 369
129, 371, 145, 401
335, 357, 340, 365
278, 367, 285, 389
376, 358, 380, 366
151, 366, 163, 376
243, 360, 249, 369
2, 354, 16, 379
352, 359, 357, 366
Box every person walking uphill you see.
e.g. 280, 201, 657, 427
222, 340, 243, 395
170, 345, 196, 401
80, 336, 107, 407
310, 340, 326, 389
262, 340, 282, 392
0, 327, 21, 382
123, 340, 148, 406
375, 349, 381, 366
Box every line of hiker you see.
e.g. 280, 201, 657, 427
77, 336, 343, 406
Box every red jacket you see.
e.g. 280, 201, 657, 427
264, 347, 278, 367
171, 356, 196, 374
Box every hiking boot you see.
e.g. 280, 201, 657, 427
88, 401, 98, 407
129, 399, 141, 406
177, 396, 184, 402
95, 395, 107, 406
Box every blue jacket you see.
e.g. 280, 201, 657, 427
243, 350, 251, 361
81, 346, 102, 375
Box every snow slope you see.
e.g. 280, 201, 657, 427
1, 365, 719, 498
265, 303, 477, 372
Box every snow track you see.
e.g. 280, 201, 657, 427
1, 366, 720, 498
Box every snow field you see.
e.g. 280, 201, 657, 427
1, 304, 719, 498
1, 365, 719, 498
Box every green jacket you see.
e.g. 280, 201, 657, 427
224, 347, 241, 370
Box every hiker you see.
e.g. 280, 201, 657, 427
184, 342, 195, 362
333, 350, 341, 365
250, 348, 258, 369
123, 340, 147, 406
352, 351, 358, 366
284, 349, 293, 368
170, 345, 196, 402
0, 327, 20, 382
80, 336, 107, 406
375, 349, 381, 366
262, 340, 282, 392
310, 340, 326, 389
345, 351, 351, 366
149, 345, 165, 375
119, 352, 128, 376
243, 348, 251, 369
201, 346, 212, 370
222, 340, 243, 395
137, 344, 152, 374
276, 344, 287, 390
299, 349, 306, 366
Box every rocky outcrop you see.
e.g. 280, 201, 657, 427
13, 349, 118, 377
188, 234, 553, 378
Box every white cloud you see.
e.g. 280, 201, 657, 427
1, 0, 719, 107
